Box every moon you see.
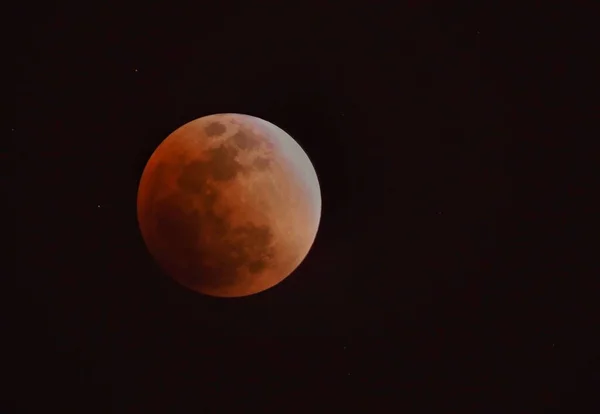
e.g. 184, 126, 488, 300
137, 113, 321, 297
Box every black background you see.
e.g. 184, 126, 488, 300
11, 1, 596, 412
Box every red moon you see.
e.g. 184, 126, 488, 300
137, 114, 321, 297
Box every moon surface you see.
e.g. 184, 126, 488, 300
137, 113, 321, 297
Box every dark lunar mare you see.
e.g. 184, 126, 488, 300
204, 122, 226, 137
151, 135, 276, 292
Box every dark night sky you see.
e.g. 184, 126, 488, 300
11, 1, 596, 412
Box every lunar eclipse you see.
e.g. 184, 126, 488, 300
137, 114, 321, 297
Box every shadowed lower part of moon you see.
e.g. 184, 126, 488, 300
148, 128, 276, 294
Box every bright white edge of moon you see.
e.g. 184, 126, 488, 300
211, 113, 322, 230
